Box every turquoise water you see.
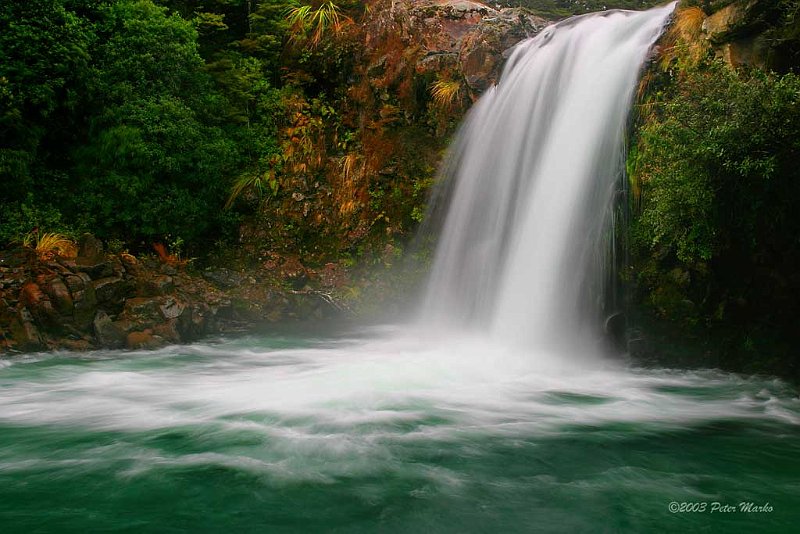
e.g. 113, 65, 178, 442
0, 328, 798, 532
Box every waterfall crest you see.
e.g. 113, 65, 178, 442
421, 3, 676, 352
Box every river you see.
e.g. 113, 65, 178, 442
0, 327, 797, 532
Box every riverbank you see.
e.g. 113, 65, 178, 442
0, 234, 364, 353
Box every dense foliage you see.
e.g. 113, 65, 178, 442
1, 0, 442, 262
629, 54, 800, 370
1, 0, 252, 250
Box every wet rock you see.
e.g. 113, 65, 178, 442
203, 268, 245, 289
181, 300, 221, 340
119, 253, 139, 275
160, 264, 178, 276
111, 318, 137, 335
139, 274, 175, 297
461, 43, 496, 92
92, 276, 135, 311
318, 262, 349, 289
405, 0, 547, 91
159, 297, 185, 320
77, 233, 104, 261
61, 338, 91, 351
702, 0, 756, 42
604, 311, 627, 351
10, 308, 44, 351
92, 310, 125, 349
70, 274, 97, 330
126, 330, 165, 350
152, 320, 181, 344
120, 297, 165, 329
626, 328, 654, 361
281, 257, 308, 290
20, 282, 59, 327
44, 277, 74, 316
0, 248, 28, 269
288, 293, 324, 320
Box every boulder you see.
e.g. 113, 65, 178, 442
702, 0, 758, 42
119, 297, 165, 329
176, 302, 217, 340
10, 308, 44, 351
77, 233, 104, 261
119, 253, 139, 275
159, 297, 186, 320
406, 0, 547, 90
70, 274, 97, 330
138, 274, 175, 297
92, 276, 135, 311
701, 0, 785, 68
281, 257, 309, 290
44, 277, 74, 316
92, 311, 125, 349
73, 258, 114, 280
203, 268, 245, 289
126, 330, 165, 350
19, 282, 59, 327
152, 320, 181, 344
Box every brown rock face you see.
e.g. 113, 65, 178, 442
700, 0, 796, 70
93, 311, 125, 349
363, 0, 548, 104
126, 330, 164, 350
1, 234, 345, 354
702, 0, 758, 42
71, 274, 97, 330
20, 282, 59, 327
10, 308, 44, 351
406, 0, 548, 92
44, 278, 74, 316
93, 276, 135, 312
77, 233, 104, 261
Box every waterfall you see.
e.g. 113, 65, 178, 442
421, 3, 676, 353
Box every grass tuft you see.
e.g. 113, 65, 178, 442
23, 232, 77, 261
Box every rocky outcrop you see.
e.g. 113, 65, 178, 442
700, 0, 799, 71
365, 0, 548, 97
0, 237, 351, 354
409, 0, 547, 90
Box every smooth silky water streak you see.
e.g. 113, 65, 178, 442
421, 3, 677, 358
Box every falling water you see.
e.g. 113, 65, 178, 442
422, 3, 676, 353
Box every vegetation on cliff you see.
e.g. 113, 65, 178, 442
628, 2, 800, 375
0, 0, 461, 262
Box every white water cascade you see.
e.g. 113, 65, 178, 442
421, 3, 676, 354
